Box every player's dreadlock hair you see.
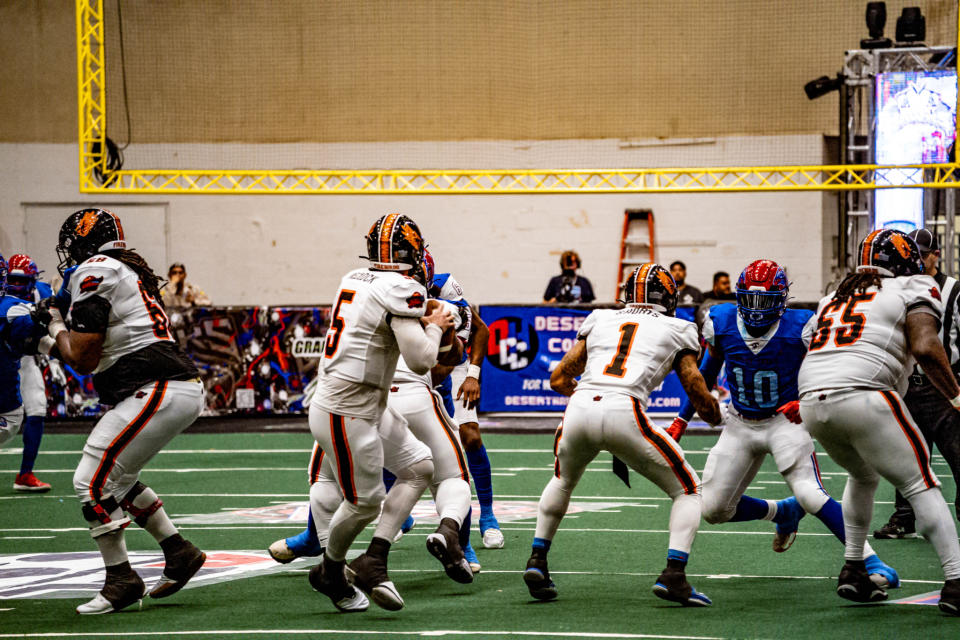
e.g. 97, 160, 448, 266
831, 272, 884, 305
104, 248, 165, 307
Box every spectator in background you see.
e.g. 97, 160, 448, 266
162, 262, 210, 308
703, 271, 735, 301
669, 260, 703, 306
544, 250, 595, 303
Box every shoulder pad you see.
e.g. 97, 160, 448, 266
376, 272, 428, 317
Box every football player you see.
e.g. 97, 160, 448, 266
669, 259, 898, 588
307, 213, 455, 612
270, 297, 469, 611
0, 254, 41, 454
40, 208, 207, 614
427, 257, 503, 549
6, 254, 54, 492
524, 264, 722, 607
798, 230, 960, 613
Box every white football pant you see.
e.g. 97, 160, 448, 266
701, 410, 829, 523
802, 388, 960, 579
73, 380, 205, 503
0, 406, 24, 448
19, 355, 47, 417
536, 392, 702, 555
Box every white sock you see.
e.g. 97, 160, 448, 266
909, 487, 960, 580
374, 459, 432, 540
667, 493, 702, 554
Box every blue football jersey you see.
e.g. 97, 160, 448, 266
0, 295, 37, 412
35, 281, 53, 301
705, 303, 814, 420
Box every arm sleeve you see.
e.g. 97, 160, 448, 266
390, 316, 442, 374
579, 277, 595, 303
70, 295, 111, 333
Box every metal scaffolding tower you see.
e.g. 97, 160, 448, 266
841, 46, 957, 275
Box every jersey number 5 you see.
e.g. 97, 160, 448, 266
809, 292, 875, 351
603, 322, 639, 377
325, 290, 356, 358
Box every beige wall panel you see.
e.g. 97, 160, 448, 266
2, 1, 956, 144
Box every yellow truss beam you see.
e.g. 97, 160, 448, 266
76, 0, 960, 195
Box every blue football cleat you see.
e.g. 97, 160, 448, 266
463, 540, 481, 573
864, 553, 900, 589
268, 527, 324, 563
393, 515, 416, 543
772, 497, 806, 553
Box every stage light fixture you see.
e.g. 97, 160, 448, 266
861, 2, 892, 49
896, 7, 925, 44
804, 74, 844, 100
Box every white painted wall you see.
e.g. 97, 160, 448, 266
0, 137, 831, 306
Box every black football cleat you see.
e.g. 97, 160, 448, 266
345, 552, 403, 611
523, 555, 558, 601
426, 518, 474, 584
836, 561, 888, 603
309, 561, 368, 612
938, 578, 960, 616
652, 566, 712, 607
873, 518, 917, 540
149, 536, 206, 599
77, 562, 146, 614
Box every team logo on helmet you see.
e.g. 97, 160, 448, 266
736, 259, 789, 329
856, 228, 923, 277
406, 291, 425, 309
75, 210, 100, 237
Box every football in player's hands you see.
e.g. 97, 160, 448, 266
666, 417, 687, 442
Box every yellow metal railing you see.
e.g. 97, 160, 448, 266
75, 0, 960, 195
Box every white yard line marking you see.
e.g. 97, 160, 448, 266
0, 631, 721, 639
0, 536, 55, 540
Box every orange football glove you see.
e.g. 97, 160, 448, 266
666, 417, 688, 442
776, 400, 802, 424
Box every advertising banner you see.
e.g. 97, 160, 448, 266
39, 305, 330, 418
478, 305, 697, 415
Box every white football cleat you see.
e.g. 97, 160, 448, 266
482, 527, 505, 549
269, 538, 297, 564
76, 592, 143, 615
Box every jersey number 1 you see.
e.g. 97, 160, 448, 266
325, 290, 356, 358
603, 322, 638, 378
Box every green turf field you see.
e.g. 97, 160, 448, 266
1, 431, 958, 639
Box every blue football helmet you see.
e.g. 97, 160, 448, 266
736, 259, 789, 329
5, 254, 39, 299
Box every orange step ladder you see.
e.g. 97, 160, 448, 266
617, 209, 655, 291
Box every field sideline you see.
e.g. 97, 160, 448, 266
0, 431, 957, 639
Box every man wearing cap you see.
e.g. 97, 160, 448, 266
874, 228, 960, 538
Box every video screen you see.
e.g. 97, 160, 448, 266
874, 69, 957, 232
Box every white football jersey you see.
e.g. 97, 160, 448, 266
393, 299, 464, 386
312, 268, 427, 419
798, 275, 941, 396
67, 254, 173, 373
575, 306, 700, 406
